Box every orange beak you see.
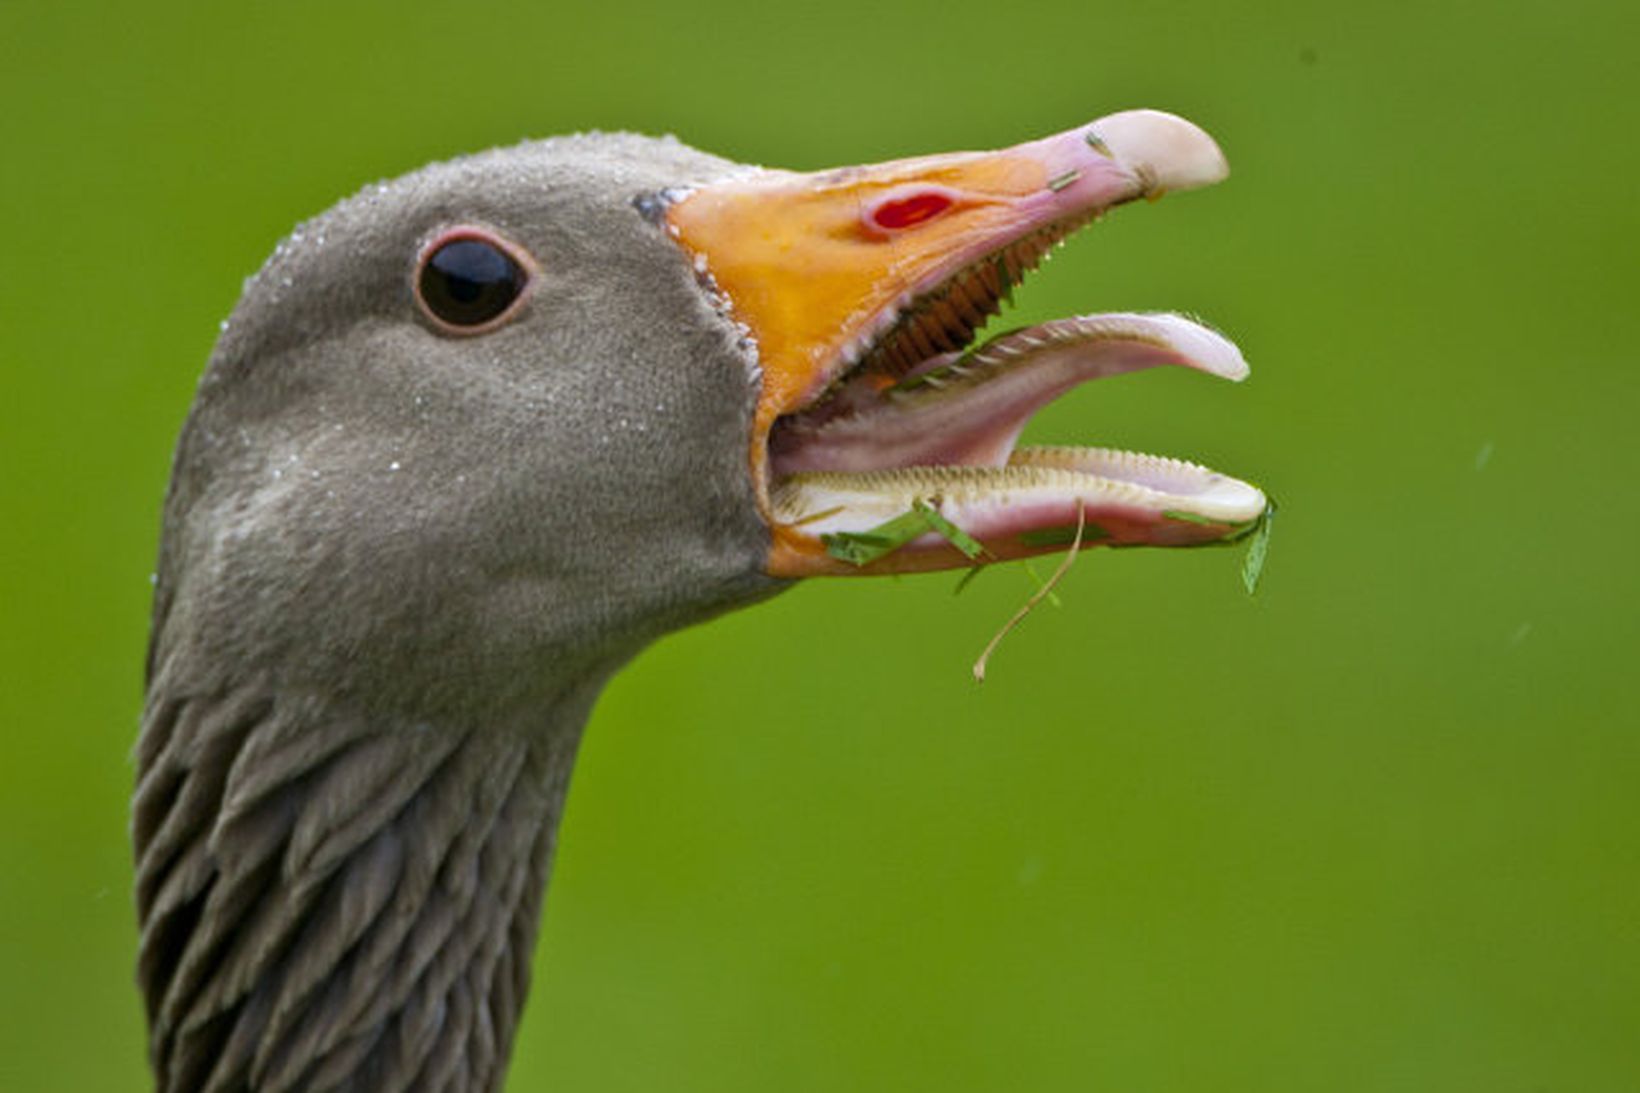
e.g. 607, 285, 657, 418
666, 110, 1261, 577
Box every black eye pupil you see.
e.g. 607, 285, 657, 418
419, 237, 525, 327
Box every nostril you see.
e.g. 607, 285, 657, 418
865, 188, 957, 233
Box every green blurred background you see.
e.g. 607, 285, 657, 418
4, 0, 1637, 1089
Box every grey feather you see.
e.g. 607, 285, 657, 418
136, 133, 787, 1091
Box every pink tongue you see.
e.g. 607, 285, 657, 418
770, 313, 1247, 478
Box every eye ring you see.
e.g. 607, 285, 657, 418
414, 226, 536, 335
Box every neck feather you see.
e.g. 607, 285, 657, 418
133, 668, 595, 1093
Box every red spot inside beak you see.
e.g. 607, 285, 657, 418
867, 189, 956, 232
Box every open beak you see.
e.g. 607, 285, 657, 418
666, 109, 1265, 577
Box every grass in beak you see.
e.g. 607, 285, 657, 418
952, 565, 986, 596
1162, 499, 1278, 597
1240, 499, 1276, 596
1162, 508, 1225, 526
1019, 560, 1064, 608
972, 500, 1088, 682
1046, 169, 1081, 192
817, 489, 1274, 674
915, 501, 986, 559
821, 500, 988, 567
966, 496, 1275, 680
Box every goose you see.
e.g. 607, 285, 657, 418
133, 108, 1266, 1093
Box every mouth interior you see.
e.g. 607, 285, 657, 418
764, 212, 1266, 564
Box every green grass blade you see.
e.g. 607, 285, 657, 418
912, 501, 985, 559
1241, 500, 1277, 596
822, 501, 990, 566
953, 565, 986, 596
1020, 560, 1063, 608
821, 507, 935, 565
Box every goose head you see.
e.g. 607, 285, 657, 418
136, 110, 1263, 1093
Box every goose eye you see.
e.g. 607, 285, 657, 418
417, 232, 528, 330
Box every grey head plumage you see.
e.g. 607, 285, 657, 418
135, 134, 779, 1093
